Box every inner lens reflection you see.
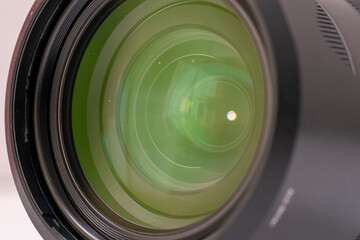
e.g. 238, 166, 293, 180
72, 0, 265, 230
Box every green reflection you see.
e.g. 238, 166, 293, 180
72, 0, 265, 230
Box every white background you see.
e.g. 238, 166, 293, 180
0, 0, 42, 239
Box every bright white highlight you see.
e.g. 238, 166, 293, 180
227, 111, 237, 121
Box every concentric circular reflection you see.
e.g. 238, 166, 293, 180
72, 0, 266, 230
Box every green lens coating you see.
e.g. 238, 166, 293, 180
72, 0, 265, 230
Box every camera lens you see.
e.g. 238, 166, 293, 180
7, 0, 360, 239
71, 0, 265, 230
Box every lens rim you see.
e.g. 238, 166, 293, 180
49, 0, 274, 238
6, 0, 300, 239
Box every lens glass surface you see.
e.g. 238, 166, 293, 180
72, 0, 265, 230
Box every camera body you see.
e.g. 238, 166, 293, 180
6, 0, 360, 239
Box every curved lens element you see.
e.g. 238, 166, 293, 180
72, 0, 266, 230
